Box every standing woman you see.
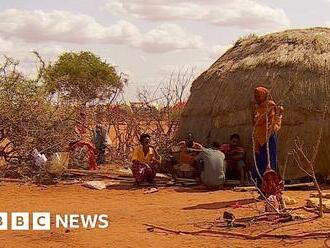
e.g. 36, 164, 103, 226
131, 134, 161, 184
253, 86, 283, 190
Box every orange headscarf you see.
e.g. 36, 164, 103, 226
253, 86, 282, 151
255, 86, 269, 102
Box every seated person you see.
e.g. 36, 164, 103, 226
194, 142, 226, 189
175, 132, 203, 178
220, 134, 248, 185
131, 134, 161, 184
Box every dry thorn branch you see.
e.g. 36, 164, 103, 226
144, 223, 330, 240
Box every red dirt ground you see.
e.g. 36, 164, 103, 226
0, 182, 329, 248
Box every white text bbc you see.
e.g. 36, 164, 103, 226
0, 212, 109, 230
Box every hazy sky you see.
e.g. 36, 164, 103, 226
0, 0, 329, 99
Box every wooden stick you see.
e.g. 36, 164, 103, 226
66, 168, 111, 175
260, 216, 319, 235
292, 106, 326, 217
144, 223, 330, 240
0, 178, 26, 183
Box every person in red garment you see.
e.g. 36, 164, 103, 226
131, 134, 161, 184
220, 134, 248, 185
70, 140, 98, 170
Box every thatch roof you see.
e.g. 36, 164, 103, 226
179, 27, 330, 179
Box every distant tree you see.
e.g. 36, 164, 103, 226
44, 51, 126, 106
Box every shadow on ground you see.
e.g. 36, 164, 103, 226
182, 198, 257, 210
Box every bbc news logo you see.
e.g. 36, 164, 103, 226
0, 212, 109, 230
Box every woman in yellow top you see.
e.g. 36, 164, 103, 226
131, 133, 161, 184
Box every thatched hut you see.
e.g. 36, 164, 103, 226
179, 27, 330, 180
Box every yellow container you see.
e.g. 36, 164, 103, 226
46, 152, 70, 175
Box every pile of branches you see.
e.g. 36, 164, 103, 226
0, 55, 78, 182
0, 55, 193, 182
92, 68, 193, 163
99, 102, 183, 163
